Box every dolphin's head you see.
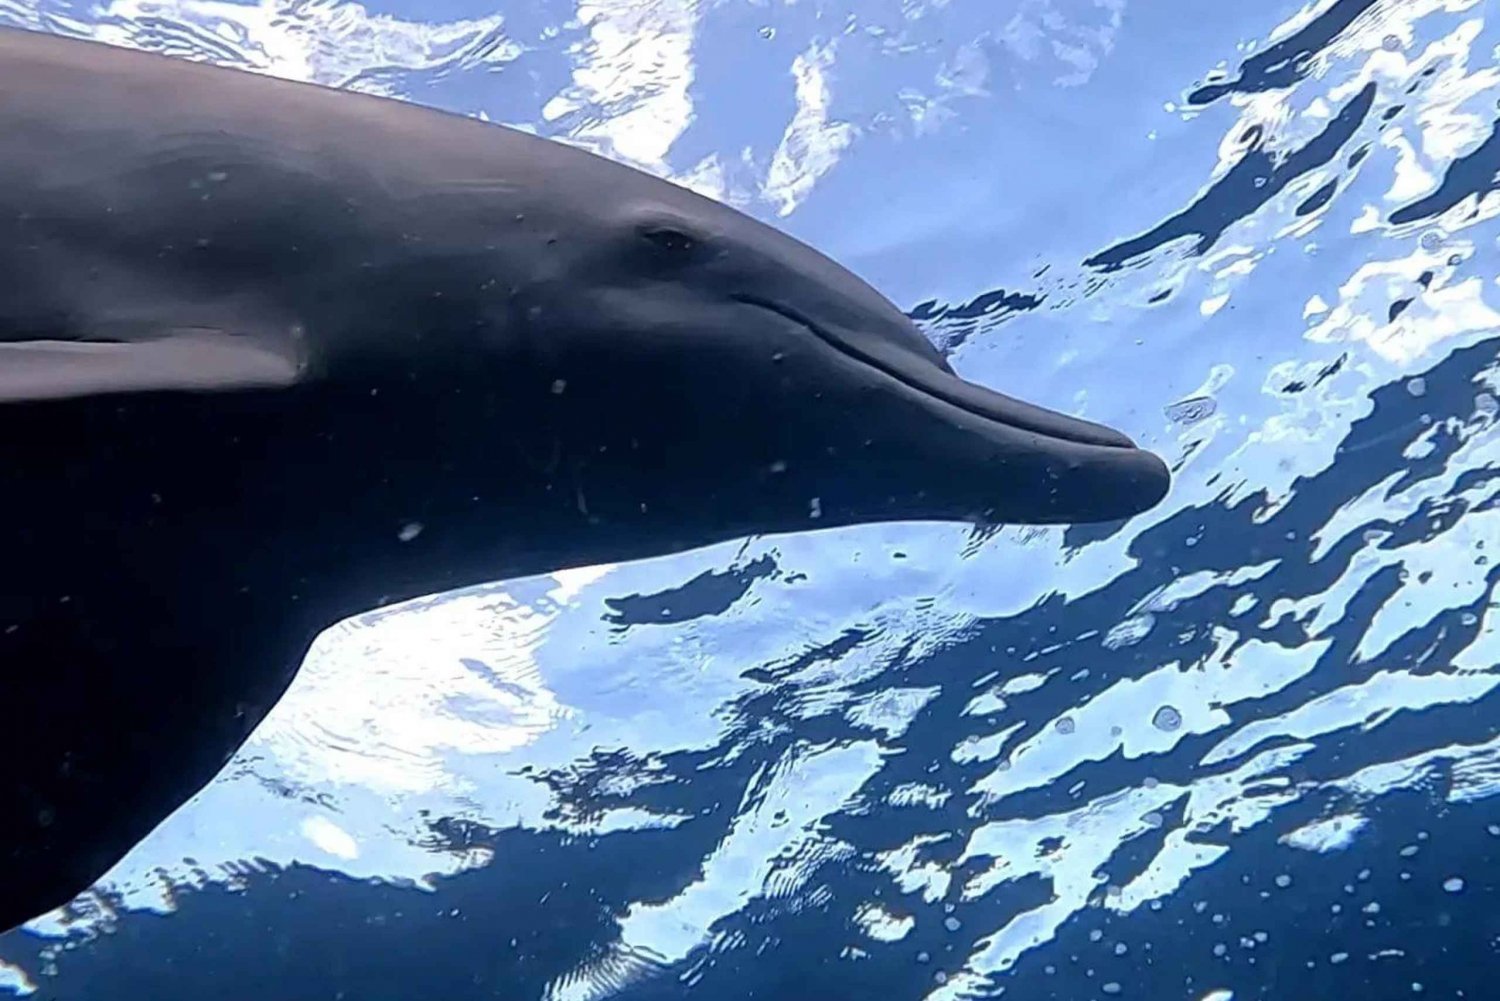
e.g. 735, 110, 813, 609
489, 180, 1169, 548
478, 170, 1169, 549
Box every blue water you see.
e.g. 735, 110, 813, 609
2, 0, 1499, 998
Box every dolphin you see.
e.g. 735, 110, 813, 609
0, 26, 1169, 935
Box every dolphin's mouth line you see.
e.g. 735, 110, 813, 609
733, 294, 1139, 451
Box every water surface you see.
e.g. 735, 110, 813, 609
2, 0, 1498, 998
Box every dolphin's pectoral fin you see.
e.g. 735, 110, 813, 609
0, 328, 308, 402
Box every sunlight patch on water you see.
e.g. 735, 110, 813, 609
300, 816, 360, 861
562, 740, 885, 997
1282, 813, 1370, 852
88, 0, 521, 90
543, 0, 698, 170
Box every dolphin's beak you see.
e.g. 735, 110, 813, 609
738, 293, 1171, 524
901, 366, 1172, 525
903, 364, 1171, 525
914, 364, 1142, 450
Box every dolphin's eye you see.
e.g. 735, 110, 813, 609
639, 225, 699, 259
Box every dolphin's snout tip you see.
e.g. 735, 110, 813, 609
1085, 441, 1172, 521
1133, 446, 1173, 506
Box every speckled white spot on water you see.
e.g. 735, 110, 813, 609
301, 815, 359, 860
1282, 813, 1368, 853
856, 903, 914, 942
398, 522, 423, 542
1443, 877, 1465, 893
1000, 672, 1050, 696
963, 689, 1009, 716
0, 960, 36, 998
1104, 614, 1155, 649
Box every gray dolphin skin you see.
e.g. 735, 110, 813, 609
0, 26, 1169, 935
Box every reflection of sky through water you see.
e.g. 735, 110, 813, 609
3, 0, 1500, 998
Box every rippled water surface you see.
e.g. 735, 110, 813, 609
3, 0, 1499, 998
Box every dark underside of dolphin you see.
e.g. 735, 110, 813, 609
0, 25, 1170, 940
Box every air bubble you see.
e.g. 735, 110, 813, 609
1443, 877, 1464, 893
1274, 874, 1292, 888
1406, 377, 1427, 397
1152, 705, 1182, 732
1056, 716, 1076, 735
944, 916, 961, 932
1165, 396, 1218, 427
